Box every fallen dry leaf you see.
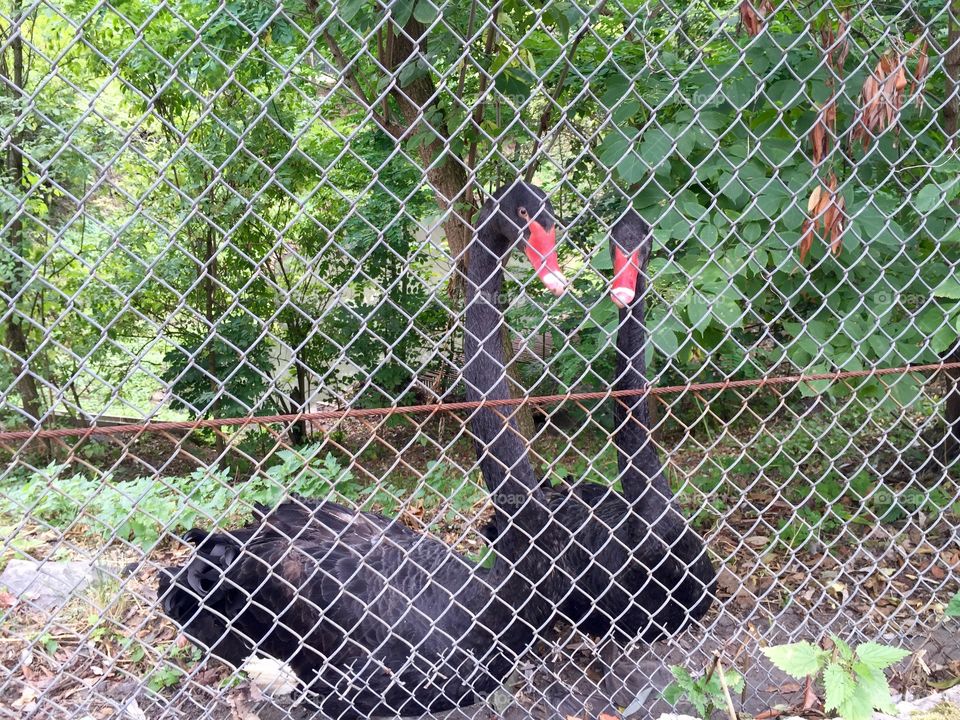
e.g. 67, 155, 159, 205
803, 674, 819, 710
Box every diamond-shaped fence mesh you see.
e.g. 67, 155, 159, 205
1, 0, 959, 718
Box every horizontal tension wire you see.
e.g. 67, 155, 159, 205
2, 361, 959, 443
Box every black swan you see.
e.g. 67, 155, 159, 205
486, 210, 717, 642
157, 182, 572, 718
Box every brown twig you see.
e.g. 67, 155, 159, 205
321, 30, 400, 137
716, 654, 740, 720
524, 0, 608, 182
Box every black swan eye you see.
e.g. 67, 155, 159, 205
517, 206, 529, 220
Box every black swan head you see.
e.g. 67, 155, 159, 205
609, 209, 652, 308
475, 181, 566, 296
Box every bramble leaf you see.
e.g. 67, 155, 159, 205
762, 642, 828, 679
855, 643, 910, 671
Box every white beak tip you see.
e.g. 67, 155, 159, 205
611, 287, 635, 308
541, 271, 568, 297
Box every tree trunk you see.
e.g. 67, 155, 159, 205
942, 1, 960, 466
204, 226, 225, 457
2, 0, 43, 426
380, 16, 535, 436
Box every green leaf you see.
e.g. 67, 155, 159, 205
823, 663, 855, 712
687, 293, 712, 331
651, 322, 680, 357
723, 669, 745, 693
852, 661, 898, 714
639, 129, 672, 166
838, 681, 880, 720
855, 643, 910, 671
661, 681, 684, 705
914, 184, 942, 214
339, 0, 366, 22
613, 100, 640, 123
832, 636, 855, 663
934, 277, 960, 299
947, 590, 960, 618
712, 300, 741, 329
413, 0, 438, 23
762, 642, 827, 679
700, 222, 719, 247
591, 247, 612, 271
598, 126, 639, 168
617, 152, 647, 184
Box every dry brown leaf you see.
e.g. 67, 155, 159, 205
807, 185, 823, 214
836, 11, 851, 69
830, 195, 846, 255
0, 590, 16, 609
799, 223, 813, 263
810, 120, 827, 165
810, 96, 836, 165
852, 52, 909, 149
913, 41, 929, 108
740, 1, 760, 37
803, 675, 820, 710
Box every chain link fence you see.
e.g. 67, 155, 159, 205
1, 0, 959, 717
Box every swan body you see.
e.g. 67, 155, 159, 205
158, 182, 572, 718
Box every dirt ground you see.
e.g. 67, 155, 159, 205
1, 410, 958, 719
0, 517, 957, 720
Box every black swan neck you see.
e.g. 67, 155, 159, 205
463, 226, 556, 560
614, 278, 668, 503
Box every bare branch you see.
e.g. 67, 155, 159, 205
322, 29, 401, 137
524, 0, 608, 182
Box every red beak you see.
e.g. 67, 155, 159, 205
523, 221, 567, 296
611, 246, 640, 307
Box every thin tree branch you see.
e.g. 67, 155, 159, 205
465, 3, 502, 206
524, 0, 608, 182
455, 0, 479, 99
321, 30, 401, 137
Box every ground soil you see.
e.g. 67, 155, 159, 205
1, 408, 958, 719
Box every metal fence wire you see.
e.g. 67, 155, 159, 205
1, 0, 959, 718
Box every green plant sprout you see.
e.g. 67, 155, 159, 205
763, 637, 910, 720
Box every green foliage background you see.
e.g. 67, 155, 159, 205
0, 0, 957, 477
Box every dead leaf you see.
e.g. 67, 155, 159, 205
0, 591, 16, 609
807, 185, 823, 214
799, 219, 814, 263
810, 117, 827, 166
715, 567, 741, 596
754, 710, 785, 720
740, 1, 760, 37
913, 41, 929, 108
929, 676, 960, 690
803, 675, 819, 710
11, 686, 37, 711
836, 11, 850, 68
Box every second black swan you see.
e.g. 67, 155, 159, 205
486, 210, 717, 642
